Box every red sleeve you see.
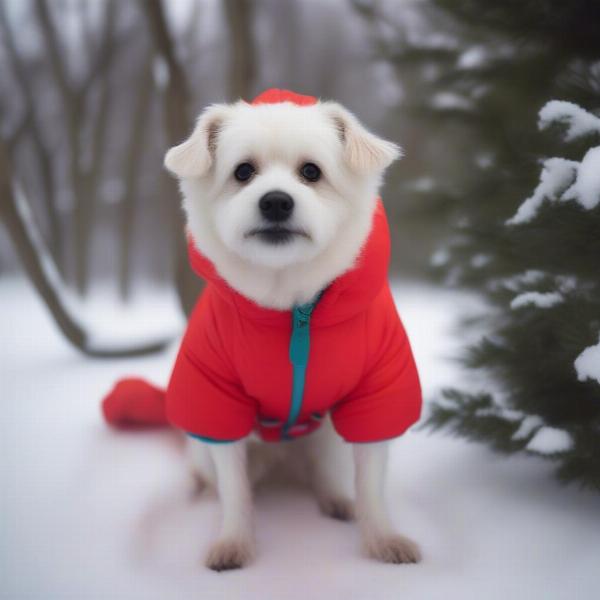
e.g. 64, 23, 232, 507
165, 293, 256, 441
331, 293, 422, 443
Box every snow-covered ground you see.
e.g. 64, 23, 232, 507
1, 276, 599, 600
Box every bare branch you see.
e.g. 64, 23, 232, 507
80, 0, 117, 99
35, 0, 70, 85
0, 1, 61, 268
75, 1, 118, 296
34, 0, 120, 294
0, 140, 173, 358
119, 57, 154, 300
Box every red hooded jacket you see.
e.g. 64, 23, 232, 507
103, 89, 422, 444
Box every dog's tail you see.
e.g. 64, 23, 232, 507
102, 378, 169, 428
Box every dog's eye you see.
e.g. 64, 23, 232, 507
300, 162, 321, 182
234, 162, 255, 182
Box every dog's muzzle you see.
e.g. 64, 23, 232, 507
243, 190, 308, 245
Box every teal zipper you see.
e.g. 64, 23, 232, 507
283, 293, 322, 439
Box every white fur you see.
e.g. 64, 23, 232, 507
166, 100, 399, 309
166, 98, 418, 569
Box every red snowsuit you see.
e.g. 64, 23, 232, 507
102, 89, 422, 444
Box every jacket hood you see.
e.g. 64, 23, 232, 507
186, 89, 391, 327
250, 88, 318, 107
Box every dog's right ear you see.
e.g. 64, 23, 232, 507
164, 104, 230, 179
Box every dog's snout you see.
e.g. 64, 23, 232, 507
259, 191, 294, 222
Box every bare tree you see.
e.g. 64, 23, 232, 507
34, 0, 117, 296
141, 0, 203, 316
118, 57, 154, 300
0, 140, 172, 357
0, 2, 61, 271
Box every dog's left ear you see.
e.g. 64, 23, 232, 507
322, 102, 402, 175
164, 104, 231, 179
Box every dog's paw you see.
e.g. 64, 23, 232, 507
364, 534, 422, 564
205, 537, 255, 572
318, 496, 355, 522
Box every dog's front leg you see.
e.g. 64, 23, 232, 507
204, 439, 255, 571
353, 441, 421, 564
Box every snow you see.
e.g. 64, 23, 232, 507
506, 158, 577, 225
152, 56, 170, 90
474, 407, 522, 422
2, 276, 600, 600
510, 291, 563, 310
512, 415, 544, 441
526, 427, 573, 455
539, 100, 600, 141
509, 101, 600, 224
500, 270, 546, 292
562, 146, 600, 210
456, 46, 488, 70
81, 285, 184, 351
430, 247, 450, 267
408, 176, 436, 193
430, 92, 474, 112
475, 152, 494, 169
470, 253, 491, 269
574, 333, 600, 385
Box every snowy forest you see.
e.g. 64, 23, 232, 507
1, 1, 599, 599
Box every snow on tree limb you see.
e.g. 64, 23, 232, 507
506, 158, 578, 225
508, 101, 600, 224
512, 415, 544, 441
574, 334, 600, 385
561, 146, 600, 210
526, 427, 573, 455
539, 100, 600, 141
510, 291, 563, 310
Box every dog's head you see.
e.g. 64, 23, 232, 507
165, 96, 400, 306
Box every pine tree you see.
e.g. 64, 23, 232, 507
354, 0, 600, 489
408, 1, 600, 489
428, 101, 600, 490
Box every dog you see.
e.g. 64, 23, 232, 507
103, 89, 422, 571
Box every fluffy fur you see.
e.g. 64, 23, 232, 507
165, 100, 400, 309
165, 98, 420, 570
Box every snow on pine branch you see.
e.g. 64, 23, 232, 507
561, 146, 600, 210
574, 333, 600, 385
539, 101, 600, 141
512, 415, 544, 441
510, 291, 563, 310
506, 158, 578, 225
526, 426, 573, 455
508, 274, 576, 310
507, 101, 600, 225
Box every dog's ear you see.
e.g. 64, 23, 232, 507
322, 102, 402, 174
164, 104, 230, 178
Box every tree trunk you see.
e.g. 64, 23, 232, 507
119, 58, 154, 300
223, 0, 256, 101
142, 0, 203, 316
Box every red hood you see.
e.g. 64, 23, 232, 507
251, 88, 318, 106
187, 89, 391, 327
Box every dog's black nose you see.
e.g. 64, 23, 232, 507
259, 191, 294, 222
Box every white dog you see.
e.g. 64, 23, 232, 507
162, 89, 422, 571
